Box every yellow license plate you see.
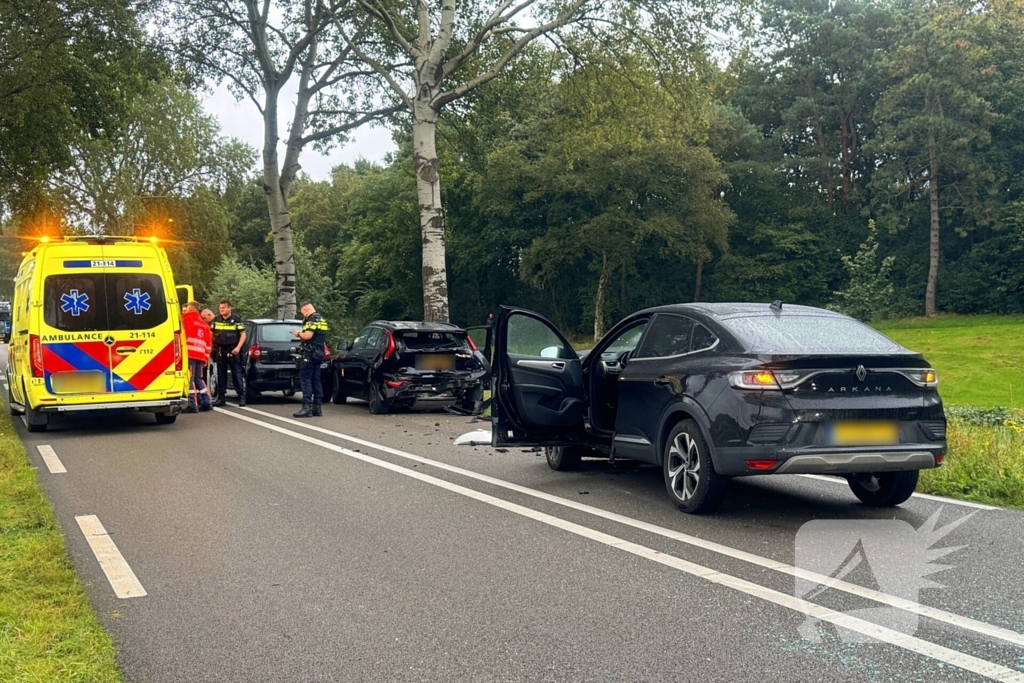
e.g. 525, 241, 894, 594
415, 354, 455, 371
828, 421, 899, 446
51, 372, 108, 394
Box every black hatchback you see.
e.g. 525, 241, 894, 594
210, 319, 334, 403
491, 303, 946, 514
330, 321, 489, 414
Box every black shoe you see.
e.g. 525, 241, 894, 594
238, 398, 246, 408
293, 404, 313, 418
312, 402, 322, 417
213, 396, 226, 407
184, 405, 199, 414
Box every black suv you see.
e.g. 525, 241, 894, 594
331, 321, 489, 414
491, 303, 946, 514
210, 319, 334, 403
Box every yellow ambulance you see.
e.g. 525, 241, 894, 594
6, 235, 192, 431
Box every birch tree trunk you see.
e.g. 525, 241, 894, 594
594, 253, 609, 342
694, 260, 704, 302
926, 137, 940, 318
413, 100, 449, 322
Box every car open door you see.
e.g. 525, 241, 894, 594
492, 306, 585, 447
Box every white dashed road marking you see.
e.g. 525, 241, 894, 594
37, 444, 66, 474
218, 407, 1024, 682
76, 515, 147, 599
236, 406, 1024, 651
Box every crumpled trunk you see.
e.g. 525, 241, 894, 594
413, 103, 449, 323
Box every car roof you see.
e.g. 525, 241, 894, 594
368, 320, 465, 333
637, 302, 845, 320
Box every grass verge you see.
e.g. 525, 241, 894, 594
919, 415, 1024, 510
0, 410, 123, 682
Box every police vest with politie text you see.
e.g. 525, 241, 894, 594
300, 312, 329, 357
212, 314, 245, 348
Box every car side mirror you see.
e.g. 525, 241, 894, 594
338, 340, 350, 352
540, 345, 562, 359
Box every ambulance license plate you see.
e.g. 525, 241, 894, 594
51, 371, 108, 394
828, 421, 898, 446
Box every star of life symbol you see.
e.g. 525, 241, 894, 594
60, 289, 90, 316
124, 288, 151, 315
795, 509, 974, 642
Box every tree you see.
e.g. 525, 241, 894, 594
347, 0, 650, 322
163, 0, 400, 318
831, 219, 896, 321
871, 0, 996, 317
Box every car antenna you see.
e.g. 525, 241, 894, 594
770, 300, 783, 311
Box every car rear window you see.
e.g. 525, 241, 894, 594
260, 324, 301, 343
720, 315, 908, 354
399, 331, 466, 350
44, 273, 168, 332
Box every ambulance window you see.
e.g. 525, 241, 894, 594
107, 274, 167, 330
44, 275, 105, 332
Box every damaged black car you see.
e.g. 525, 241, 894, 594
330, 321, 489, 414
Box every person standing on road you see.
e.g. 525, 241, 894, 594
291, 301, 329, 418
212, 299, 247, 407
201, 308, 215, 387
182, 302, 213, 413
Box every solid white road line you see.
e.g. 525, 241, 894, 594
75, 515, 147, 599
235, 406, 1024, 651
218, 408, 1024, 682
36, 445, 66, 474
798, 474, 998, 510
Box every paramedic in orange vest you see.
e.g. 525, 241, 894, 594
182, 301, 213, 413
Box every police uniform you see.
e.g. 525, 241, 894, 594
294, 311, 328, 417
212, 313, 247, 406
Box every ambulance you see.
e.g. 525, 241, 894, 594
6, 235, 193, 431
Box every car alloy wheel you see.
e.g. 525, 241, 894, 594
545, 446, 582, 471
662, 420, 727, 514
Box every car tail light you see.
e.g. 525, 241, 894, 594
30, 334, 44, 378
249, 344, 262, 360
745, 459, 779, 470
385, 380, 409, 389
323, 344, 331, 360
904, 369, 939, 388
730, 371, 780, 390
935, 453, 945, 465
174, 334, 183, 371
383, 330, 396, 359
466, 335, 478, 352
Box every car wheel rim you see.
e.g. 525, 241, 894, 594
668, 432, 701, 501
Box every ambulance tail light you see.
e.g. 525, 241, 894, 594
30, 334, 44, 378
174, 334, 183, 371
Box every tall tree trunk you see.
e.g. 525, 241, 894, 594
413, 102, 449, 322
261, 84, 297, 320
926, 137, 940, 318
694, 260, 704, 302
594, 253, 610, 342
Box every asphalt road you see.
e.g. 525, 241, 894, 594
3, 344, 1024, 683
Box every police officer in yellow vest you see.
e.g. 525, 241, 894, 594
212, 299, 247, 407
291, 301, 329, 418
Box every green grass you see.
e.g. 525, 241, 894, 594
920, 415, 1024, 510
0, 411, 123, 683
874, 315, 1024, 408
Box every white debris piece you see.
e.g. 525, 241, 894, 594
454, 429, 492, 446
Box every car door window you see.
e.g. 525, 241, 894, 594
352, 328, 372, 349
604, 322, 648, 354
507, 313, 573, 358
365, 327, 382, 350
690, 324, 718, 353
635, 314, 695, 358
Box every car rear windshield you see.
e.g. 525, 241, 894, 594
721, 315, 908, 355
399, 331, 467, 351
260, 324, 301, 343
44, 273, 168, 332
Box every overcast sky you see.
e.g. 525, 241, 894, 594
202, 83, 398, 181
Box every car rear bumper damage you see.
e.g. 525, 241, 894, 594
384, 373, 482, 403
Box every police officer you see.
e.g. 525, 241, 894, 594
291, 301, 328, 418
212, 299, 247, 407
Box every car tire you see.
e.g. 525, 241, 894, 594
331, 379, 347, 405
847, 470, 919, 507
245, 384, 259, 404
24, 404, 48, 432
283, 389, 296, 397
368, 381, 389, 415
662, 420, 727, 514
545, 446, 583, 471
460, 385, 485, 414
8, 383, 17, 416
155, 412, 177, 425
